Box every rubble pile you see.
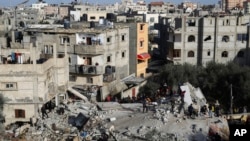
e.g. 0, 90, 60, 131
3, 83, 230, 141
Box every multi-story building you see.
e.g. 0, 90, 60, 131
155, 15, 250, 66
0, 36, 69, 125
243, 0, 250, 14
15, 7, 43, 26
220, 0, 245, 11
31, 1, 49, 10
24, 21, 130, 101
148, 1, 176, 13
44, 5, 70, 19
114, 20, 150, 78
179, 1, 198, 13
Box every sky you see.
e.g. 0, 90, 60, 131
0, 0, 219, 8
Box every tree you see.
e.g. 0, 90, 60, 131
139, 61, 250, 113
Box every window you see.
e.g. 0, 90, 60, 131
99, 16, 104, 19
237, 51, 244, 58
140, 24, 144, 30
107, 56, 111, 62
222, 35, 229, 42
61, 37, 70, 44
6, 83, 13, 88
187, 51, 194, 57
68, 57, 71, 63
226, 19, 230, 25
4, 82, 17, 90
122, 51, 125, 58
44, 45, 48, 54
207, 50, 211, 56
107, 37, 111, 43
15, 109, 25, 118
221, 51, 228, 57
121, 35, 125, 41
237, 34, 247, 42
188, 35, 195, 42
87, 77, 93, 83
173, 49, 181, 57
140, 41, 144, 47
90, 16, 96, 20
49, 45, 53, 54
188, 19, 195, 26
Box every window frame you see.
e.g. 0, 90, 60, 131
15, 109, 25, 118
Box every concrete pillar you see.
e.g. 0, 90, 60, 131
31, 43, 38, 118
213, 16, 218, 63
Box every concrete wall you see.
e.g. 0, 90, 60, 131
121, 80, 147, 98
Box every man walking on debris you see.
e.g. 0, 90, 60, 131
41, 105, 48, 119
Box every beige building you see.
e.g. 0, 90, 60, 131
0, 41, 69, 125
24, 21, 130, 101
44, 5, 69, 19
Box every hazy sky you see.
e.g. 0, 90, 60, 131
1, 0, 219, 7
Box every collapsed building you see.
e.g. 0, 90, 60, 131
1, 82, 230, 141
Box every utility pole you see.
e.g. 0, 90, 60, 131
230, 84, 233, 114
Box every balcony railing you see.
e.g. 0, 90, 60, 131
69, 43, 105, 54
69, 65, 104, 75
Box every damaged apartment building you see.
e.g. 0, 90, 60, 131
0, 26, 69, 125
23, 20, 132, 102
154, 14, 250, 66
0, 19, 132, 124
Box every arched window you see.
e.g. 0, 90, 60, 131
187, 51, 194, 57
221, 51, 228, 57
188, 35, 195, 42
222, 35, 229, 42
237, 51, 244, 58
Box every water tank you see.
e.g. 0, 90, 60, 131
90, 21, 95, 28
99, 18, 104, 25
64, 20, 70, 29
107, 13, 115, 22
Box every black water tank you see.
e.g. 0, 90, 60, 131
107, 13, 115, 22
64, 20, 70, 29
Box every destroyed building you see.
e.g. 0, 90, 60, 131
1, 82, 230, 141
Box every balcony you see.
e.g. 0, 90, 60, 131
103, 73, 116, 82
69, 65, 104, 75
70, 43, 105, 54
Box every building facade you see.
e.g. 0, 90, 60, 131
155, 15, 250, 66
0, 42, 69, 125
24, 21, 130, 101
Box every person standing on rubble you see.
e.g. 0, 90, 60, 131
188, 104, 194, 118
58, 102, 65, 115
142, 98, 148, 113
41, 105, 48, 119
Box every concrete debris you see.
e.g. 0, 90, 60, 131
2, 83, 229, 141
